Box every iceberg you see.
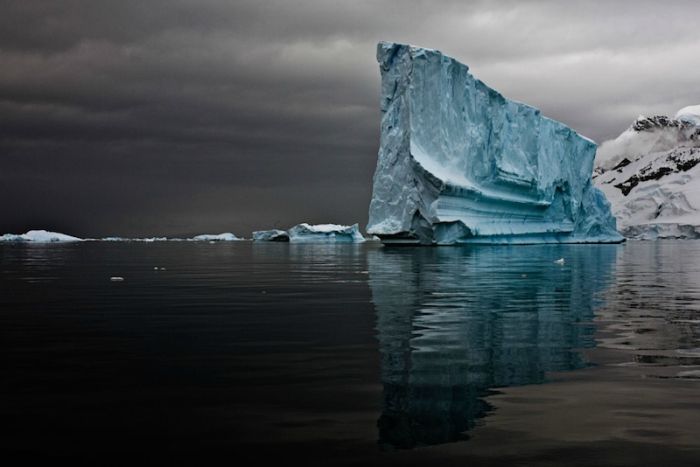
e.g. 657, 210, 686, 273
252, 229, 290, 242
367, 42, 622, 244
287, 223, 365, 243
189, 233, 240, 242
93, 233, 242, 242
97, 236, 169, 242
0, 230, 82, 243
594, 107, 700, 239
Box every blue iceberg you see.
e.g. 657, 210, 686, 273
287, 223, 365, 243
367, 42, 622, 244
252, 229, 290, 242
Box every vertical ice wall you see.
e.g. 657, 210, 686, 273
367, 42, 622, 244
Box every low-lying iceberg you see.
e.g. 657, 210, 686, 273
189, 233, 240, 241
2, 231, 244, 243
99, 236, 169, 242
252, 229, 290, 242
0, 230, 82, 243
287, 223, 365, 243
367, 42, 622, 245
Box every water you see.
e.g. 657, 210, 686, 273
2, 241, 700, 465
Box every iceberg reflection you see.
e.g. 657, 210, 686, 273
368, 245, 619, 449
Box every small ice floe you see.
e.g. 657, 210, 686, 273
110, 276, 124, 282
190, 233, 240, 242
153, 267, 167, 271
554, 258, 565, 265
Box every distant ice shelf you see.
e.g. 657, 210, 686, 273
1, 231, 244, 243
366, 42, 622, 245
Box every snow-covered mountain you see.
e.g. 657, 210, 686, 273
594, 106, 700, 239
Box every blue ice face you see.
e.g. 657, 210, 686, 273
368, 42, 622, 245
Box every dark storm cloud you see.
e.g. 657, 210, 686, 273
1, 0, 699, 236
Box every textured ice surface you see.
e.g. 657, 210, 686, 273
252, 229, 290, 242
367, 42, 622, 244
594, 108, 700, 239
287, 223, 365, 243
0, 230, 82, 243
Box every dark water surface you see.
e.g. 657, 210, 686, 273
2, 241, 700, 465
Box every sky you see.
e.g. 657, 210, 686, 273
1, 0, 699, 237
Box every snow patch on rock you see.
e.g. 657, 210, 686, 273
594, 107, 700, 239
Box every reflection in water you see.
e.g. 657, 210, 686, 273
597, 241, 700, 372
368, 245, 619, 449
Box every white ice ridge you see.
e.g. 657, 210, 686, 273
0, 230, 82, 243
594, 106, 700, 239
98, 233, 242, 241
287, 223, 365, 243
1, 231, 243, 242
366, 42, 622, 245
189, 233, 240, 241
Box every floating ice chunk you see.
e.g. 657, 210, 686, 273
99, 237, 169, 242
367, 42, 622, 245
252, 229, 290, 242
0, 230, 82, 243
110, 276, 124, 281
554, 258, 565, 265
190, 233, 240, 241
288, 223, 366, 243
98, 233, 240, 242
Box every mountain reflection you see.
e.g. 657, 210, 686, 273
368, 245, 619, 449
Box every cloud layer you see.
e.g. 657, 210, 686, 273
1, 0, 699, 236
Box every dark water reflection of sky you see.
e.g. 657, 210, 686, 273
1, 241, 699, 465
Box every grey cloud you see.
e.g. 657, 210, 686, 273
1, 0, 699, 236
